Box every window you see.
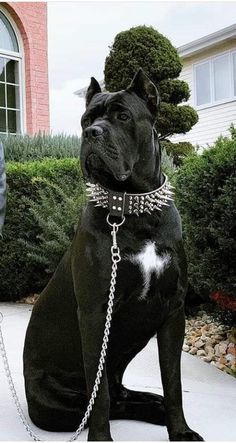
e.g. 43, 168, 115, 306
0, 10, 22, 134
233, 52, 236, 96
195, 62, 211, 106
194, 51, 236, 108
213, 54, 231, 101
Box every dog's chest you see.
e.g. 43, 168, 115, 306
127, 242, 171, 300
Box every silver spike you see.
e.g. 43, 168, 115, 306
146, 195, 155, 203
163, 189, 174, 196
86, 184, 95, 188
162, 196, 173, 201
158, 194, 172, 200
153, 205, 162, 211
144, 208, 151, 215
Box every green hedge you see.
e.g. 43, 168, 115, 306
176, 133, 236, 300
0, 158, 85, 301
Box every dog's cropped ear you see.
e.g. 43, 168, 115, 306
127, 68, 160, 116
86, 77, 102, 107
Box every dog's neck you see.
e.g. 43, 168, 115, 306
129, 154, 163, 193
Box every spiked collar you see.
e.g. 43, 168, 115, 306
86, 173, 174, 218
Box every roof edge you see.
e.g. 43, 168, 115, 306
178, 23, 236, 58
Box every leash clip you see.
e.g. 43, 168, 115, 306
106, 214, 125, 263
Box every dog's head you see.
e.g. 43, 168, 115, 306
80, 69, 160, 190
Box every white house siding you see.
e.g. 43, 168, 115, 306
172, 40, 236, 148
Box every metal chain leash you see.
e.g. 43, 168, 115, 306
0, 312, 41, 441
69, 215, 125, 441
0, 215, 125, 442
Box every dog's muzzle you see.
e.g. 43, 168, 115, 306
83, 125, 104, 139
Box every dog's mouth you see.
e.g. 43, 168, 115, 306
85, 153, 131, 189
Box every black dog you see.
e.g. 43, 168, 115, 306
23, 69, 203, 441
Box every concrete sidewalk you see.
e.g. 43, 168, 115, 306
0, 302, 235, 441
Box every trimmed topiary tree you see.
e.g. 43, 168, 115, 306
104, 25, 198, 140
160, 140, 195, 166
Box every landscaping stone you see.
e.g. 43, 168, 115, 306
183, 307, 236, 377
197, 350, 206, 356
195, 339, 204, 348
189, 347, 198, 355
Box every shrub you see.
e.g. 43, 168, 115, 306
104, 25, 198, 139
161, 146, 177, 181
175, 132, 236, 301
0, 158, 85, 301
161, 140, 195, 166
22, 179, 86, 274
0, 132, 81, 162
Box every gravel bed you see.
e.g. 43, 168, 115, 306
183, 308, 236, 377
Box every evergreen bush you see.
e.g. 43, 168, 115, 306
22, 178, 86, 274
0, 132, 81, 162
175, 131, 236, 301
0, 158, 85, 301
161, 146, 177, 181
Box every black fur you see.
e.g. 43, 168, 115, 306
23, 70, 203, 441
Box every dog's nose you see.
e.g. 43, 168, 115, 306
84, 125, 103, 138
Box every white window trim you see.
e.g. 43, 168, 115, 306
193, 49, 236, 111
0, 6, 26, 134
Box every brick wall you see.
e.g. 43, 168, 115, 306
3, 2, 50, 134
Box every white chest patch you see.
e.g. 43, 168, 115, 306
129, 242, 171, 300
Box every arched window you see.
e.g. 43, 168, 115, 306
0, 9, 23, 135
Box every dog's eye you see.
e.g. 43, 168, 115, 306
117, 112, 130, 122
82, 117, 91, 129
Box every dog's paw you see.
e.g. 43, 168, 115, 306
88, 432, 113, 441
170, 429, 204, 441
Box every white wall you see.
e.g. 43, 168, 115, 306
172, 40, 236, 148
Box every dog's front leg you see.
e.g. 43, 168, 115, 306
157, 306, 204, 441
79, 308, 112, 441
